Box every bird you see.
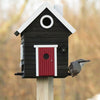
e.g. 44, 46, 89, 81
68, 59, 90, 77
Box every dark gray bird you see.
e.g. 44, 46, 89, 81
68, 59, 90, 77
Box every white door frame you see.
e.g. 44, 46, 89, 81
34, 45, 58, 77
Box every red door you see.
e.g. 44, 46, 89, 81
39, 48, 54, 76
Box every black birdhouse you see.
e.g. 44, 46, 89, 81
14, 2, 76, 78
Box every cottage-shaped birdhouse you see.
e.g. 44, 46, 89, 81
14, 2, 76, 78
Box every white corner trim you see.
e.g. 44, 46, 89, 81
34, 45, 58, 48
17, 2, 76, 34
20, 44, 24, 60
40, 15, 54, 29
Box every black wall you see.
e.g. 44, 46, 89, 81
21, 8, 72, 78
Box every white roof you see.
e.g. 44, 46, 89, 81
17, 2, 76, 34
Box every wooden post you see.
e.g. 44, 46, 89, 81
37, 77, 53, 100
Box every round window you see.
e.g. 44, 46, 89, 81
40, 15, 54, 29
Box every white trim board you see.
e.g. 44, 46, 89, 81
34, 45, 58, 48
54, 47, 57, 76
17, 2, 76, 34
35, 47, 39, 76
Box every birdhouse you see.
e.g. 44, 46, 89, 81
14, 2, 76, 78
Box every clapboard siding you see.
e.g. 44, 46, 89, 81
24, 71, 35, 78
24, 32, 69, 38
24, 38, 68, 44
57, 69, 68, 78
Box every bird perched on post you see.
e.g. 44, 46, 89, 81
68, 59, 90, 77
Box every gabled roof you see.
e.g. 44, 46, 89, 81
15, 2, 76, 36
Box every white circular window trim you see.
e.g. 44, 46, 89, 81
40, 15, 54, 29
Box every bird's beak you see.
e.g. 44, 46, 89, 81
78, 60, 90, 63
